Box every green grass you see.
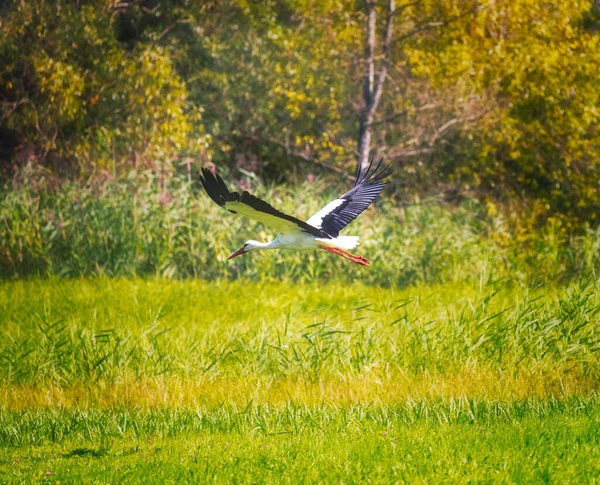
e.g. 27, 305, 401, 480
4, 166, 600, 286
2, 401, 600, 483
1, 277, 600, 482
1, 277, 600, 395
3, 164, 600, 484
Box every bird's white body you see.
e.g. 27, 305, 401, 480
241, 233, 367, 265
246, 233, 359, 251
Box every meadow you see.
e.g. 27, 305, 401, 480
4, 0, 600, 481
2, 171, 600, 483
1, 277, 600, 483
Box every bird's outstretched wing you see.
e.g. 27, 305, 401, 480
199, 168, 328, 238
306, 158, 393, 237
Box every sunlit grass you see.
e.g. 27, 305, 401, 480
1, 277, 599, 408
2, 368, 597, 411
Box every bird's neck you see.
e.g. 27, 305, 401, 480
255, 238, 281, 250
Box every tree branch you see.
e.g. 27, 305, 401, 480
387, 147, 435, 157
363, 0, 377, 106
370, 0, 396, 114
287, 150, 355, 181
154, 19, 190, 43
357, 0, 396, 169
394, 0, 495, 45
242, 135, 355, 180
390, 0, 423, 18
367, 102, 438, 127
0, 100, 28, 122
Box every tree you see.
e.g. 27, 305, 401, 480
0, 1, 195, 176
406, 0, 600, 222
355, 0, 494, 171
356, 0, 395, 170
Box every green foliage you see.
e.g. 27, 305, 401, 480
406, 1, 600, 222
0, 1, 194, 172
177, 0, 359, 172
0, 0, 356, 176
2, 0, 600, 221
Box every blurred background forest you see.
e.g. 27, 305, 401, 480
2, 0, 600, 281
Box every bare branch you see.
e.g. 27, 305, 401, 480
367, 102, 438, 127
0, 100, 28, 122
154, 19, 190, 43
394, 0, 495, 45
140, 4, 161, 14
390, 0, 423, 18
387, 147, 435, 157
242, 135, 355, 180
370, 0, 396, 114
429, 112, 485, 145
437, 118, 459, 134
363, 0, 377, 105
384, 110, 486, 159
287, 150, 355, 180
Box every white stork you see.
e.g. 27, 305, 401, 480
199, 158, 393, 266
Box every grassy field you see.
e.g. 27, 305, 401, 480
1, 277, 599, 483
2, 401, 599, 483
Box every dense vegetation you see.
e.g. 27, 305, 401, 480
2, 2, 600, 482
2, 0, 600, 223
4, 166, 600, 282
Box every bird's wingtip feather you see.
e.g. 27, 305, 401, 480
356, 157, 394, 186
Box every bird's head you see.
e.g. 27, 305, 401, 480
227, 240, 263, 260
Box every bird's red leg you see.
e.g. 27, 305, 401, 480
321, 247, 371, 266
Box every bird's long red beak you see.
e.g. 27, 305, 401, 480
227, 247, 247, 260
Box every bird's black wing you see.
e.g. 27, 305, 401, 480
199, 168, 328, 238
306, 158, 393, 237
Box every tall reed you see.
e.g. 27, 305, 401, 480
2, 165, 599, 285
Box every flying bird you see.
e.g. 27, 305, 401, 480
198, 158, 393, 266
